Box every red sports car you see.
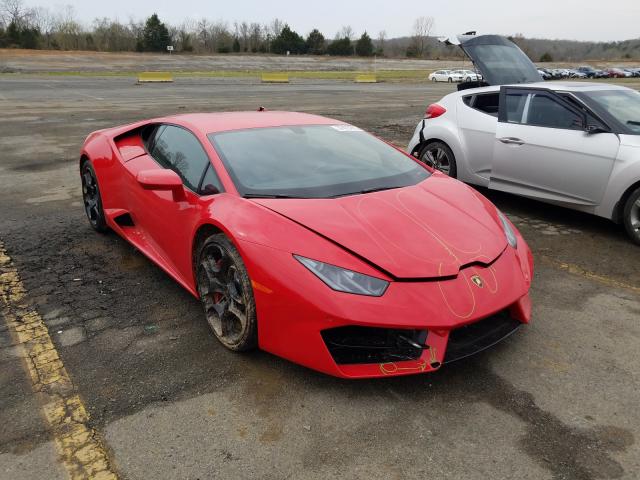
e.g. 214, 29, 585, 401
80, 111, 533, 378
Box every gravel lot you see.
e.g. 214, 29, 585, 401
1, 71, 639, 480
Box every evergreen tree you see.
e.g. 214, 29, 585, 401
271, 25, 306, 54
141, 14, 170, 52
232, 37, 241, 52
355, 31, 374, 57
327, 37, 352, 56
306, 29, 325, 55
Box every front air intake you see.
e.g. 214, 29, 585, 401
321, 326, 427, 365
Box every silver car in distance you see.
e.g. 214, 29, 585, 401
408, 34, 640, 244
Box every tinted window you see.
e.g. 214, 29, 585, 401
469, 93, 499, 116
199, 164, 224, 195
462, 39, 542, 85
581, 89, 640, 135
209, 125, 430, 198
504, 92, 528, 123
151, 126, 211, 191
526, 94, 582, 129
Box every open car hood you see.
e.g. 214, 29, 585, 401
253, 177, 508, 279
450, 34, 543, 86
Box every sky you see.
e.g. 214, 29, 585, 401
26, 0, 640, 42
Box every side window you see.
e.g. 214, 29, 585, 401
150, 125, 211, 192
199, 164, 224, 195
560, 93, 606, 130
504, 91, 528, 123
468, 93, 499, 116
525, 93, 582, 130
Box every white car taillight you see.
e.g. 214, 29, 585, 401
425, 104, 446, 119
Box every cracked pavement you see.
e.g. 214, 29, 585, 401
1, 73, 639, 480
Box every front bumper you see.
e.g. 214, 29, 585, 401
240, 238, 533, 379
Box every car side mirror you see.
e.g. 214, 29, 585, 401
585, 125, 610, 135
136, 169, 185, 201
201, 184, 220, 196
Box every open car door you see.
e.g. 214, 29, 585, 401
489, 87, 620, 207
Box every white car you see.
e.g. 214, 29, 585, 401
408, 34, 640, 244
428, 69, 464, 83
452, 69, 482, 82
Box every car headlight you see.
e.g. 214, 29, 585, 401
497, 211, 518, 248
294, 255, 389, 297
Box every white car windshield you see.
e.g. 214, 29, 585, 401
584, 90, 640, 134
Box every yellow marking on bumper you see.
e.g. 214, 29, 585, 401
540, 255, 640, 295
0, 242, 119, 480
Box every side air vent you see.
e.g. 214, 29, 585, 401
113, 213, 135, 227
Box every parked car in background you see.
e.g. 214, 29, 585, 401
606, 68, 628, 78
453, 69, 482, 82
569, 69, 588, 79
537, 69, 552, 80
577, 66, 598, 78
594, 69, 610, 78
408, 34, 640, 245
428, 70, 464, 82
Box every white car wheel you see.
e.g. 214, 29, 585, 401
418, 142, 457, 177
623, 187, 640, 245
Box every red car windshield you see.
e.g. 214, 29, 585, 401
208, 125, 430, 198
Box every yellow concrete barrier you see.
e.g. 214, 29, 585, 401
355, 74, 378, 83
137, 72, 174, 83
261, 73, 290, 83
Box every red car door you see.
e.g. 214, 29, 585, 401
123, 125, 224, 287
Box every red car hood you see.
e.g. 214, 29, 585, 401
253, 176, 507, 279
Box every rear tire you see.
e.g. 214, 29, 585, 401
417, 141, 457, 178
622, 187, 640, 245
196, 234, 258, 351
80, 160, 108, 233
448, 77, 453, 83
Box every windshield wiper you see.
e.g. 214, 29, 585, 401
243, 193, 308, 199
331, 186, 401, 198
627, 120, 640, 126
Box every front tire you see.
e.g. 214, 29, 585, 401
448, 77, 453, 83
80, 160, 108, 233
417, 141, 457, 177
622, 187, 640, 245
196, 234, 258, 351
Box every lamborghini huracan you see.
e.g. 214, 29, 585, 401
80, 111, 533, 378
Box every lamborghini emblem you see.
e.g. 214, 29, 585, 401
471, 275, 484, 288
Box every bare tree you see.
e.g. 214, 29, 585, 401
0, 0, 30, 26
269, 18, 284, 38
377, 30, 387, 54
239, 21, 249, 52
249, 22, 262, 52
411, 16, 434, 57
336, 25, 354, 40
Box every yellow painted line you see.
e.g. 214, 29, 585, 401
137, 71, 173, 83
260, 72, 289, 83
540, 255, 640, 295
354, 73, 378, 83
0, 242, 118, 480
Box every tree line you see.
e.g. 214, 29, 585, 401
0, 0, 448, 57
1, 0, 638, 60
